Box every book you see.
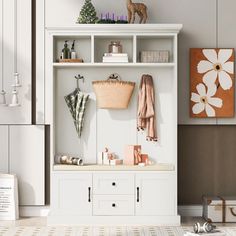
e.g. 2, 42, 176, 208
102, 56, 128, 63
104, 53, 128, 57
184, 231, 226, 236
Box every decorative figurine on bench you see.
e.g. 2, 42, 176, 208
127, 0, 148, 24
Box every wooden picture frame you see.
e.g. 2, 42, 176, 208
190, 48, 235, 118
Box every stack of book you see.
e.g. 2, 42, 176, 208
184, 231, 226, 236
103, 53, 129, 63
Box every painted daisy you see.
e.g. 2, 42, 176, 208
197, 49, 234, 90
191, 83, 223, 117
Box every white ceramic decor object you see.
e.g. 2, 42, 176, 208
9, 90, 20, 107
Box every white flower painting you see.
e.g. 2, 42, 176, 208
190, 48, 234, 118
197, 49, 233, 90
191, 83, 223, 117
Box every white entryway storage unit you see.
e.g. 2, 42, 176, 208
46, 24, 182, 225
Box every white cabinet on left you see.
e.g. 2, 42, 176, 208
0, 125, 8, 173
0, 0, 32, 124
9, 125, 45, 206
51, 173, 92, 216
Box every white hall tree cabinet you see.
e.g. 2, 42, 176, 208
47, 25, 182, 225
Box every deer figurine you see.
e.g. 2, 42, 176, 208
127, 0, 147, 24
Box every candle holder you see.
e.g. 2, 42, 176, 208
0, 90, 7, 106
9, 89, 20, 107
109, 41, 122, 54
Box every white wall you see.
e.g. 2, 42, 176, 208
43, 0, 236, 125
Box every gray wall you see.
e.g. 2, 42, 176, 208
43, 0, 236, 204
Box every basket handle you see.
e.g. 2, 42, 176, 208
107, 73, 121, 81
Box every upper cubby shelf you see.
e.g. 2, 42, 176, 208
53, 35, 91, 63
94, 35, 133, 63
50, 24, 182, 67
136, 36, 174, 63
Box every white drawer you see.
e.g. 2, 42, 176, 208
93, 195, 134, 216
93, 173, 134, 195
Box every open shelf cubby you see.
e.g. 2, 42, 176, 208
94, 35, 134, 63
136, 35, 175, 63
53, 35, 92, 63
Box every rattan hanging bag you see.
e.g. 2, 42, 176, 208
92, 73, 135, 109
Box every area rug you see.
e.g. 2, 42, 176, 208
0, 226, 235, 236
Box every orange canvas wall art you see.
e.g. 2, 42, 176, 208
190, 48, 234, 118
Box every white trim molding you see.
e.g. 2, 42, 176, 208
19, 206, 50, 217
20, 205, 202, 218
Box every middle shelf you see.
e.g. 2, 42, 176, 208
54, 34, 176, 65
53, 62, 176, 68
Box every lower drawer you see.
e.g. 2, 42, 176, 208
93, 195, 134, 216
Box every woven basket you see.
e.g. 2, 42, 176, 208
92, 74, 135, 109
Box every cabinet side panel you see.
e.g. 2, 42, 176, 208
36, 0, 45, 124
9, 125, 45, 206
16, 0, 32, 123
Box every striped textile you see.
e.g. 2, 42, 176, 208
0, 226, 235, 236
65, 89, 89, 138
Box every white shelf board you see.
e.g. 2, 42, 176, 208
53, 62, 176, 68
53, 163, 175, 171
46, 24, 183, 34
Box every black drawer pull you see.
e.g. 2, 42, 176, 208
112, 182, 116, 186
137, 187, 140, 202
88, 187, 91, 202
112, 203, 116, 207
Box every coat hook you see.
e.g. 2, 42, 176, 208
74, 74, 84, 89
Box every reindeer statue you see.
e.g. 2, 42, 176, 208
127, 0, 147, 24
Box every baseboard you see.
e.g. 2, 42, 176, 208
19, 205, 202, 218
178, 205, 202, 217
19, 206, 50, 217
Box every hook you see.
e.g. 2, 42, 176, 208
74, 74, 84, 89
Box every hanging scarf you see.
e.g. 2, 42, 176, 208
137, 74, 157, 142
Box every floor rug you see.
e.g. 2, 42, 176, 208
0, 226, 235, 236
